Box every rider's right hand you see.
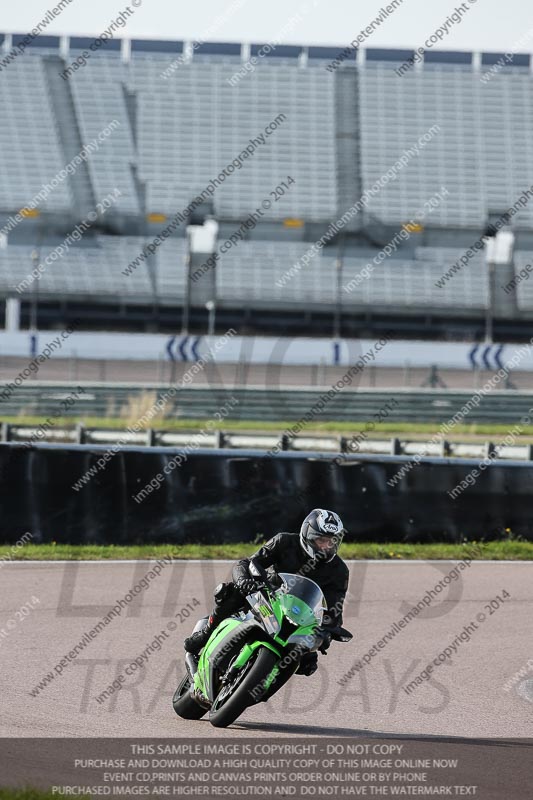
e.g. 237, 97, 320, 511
236, 576, 259, 596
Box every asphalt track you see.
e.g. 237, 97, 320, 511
1, 560, 532, 739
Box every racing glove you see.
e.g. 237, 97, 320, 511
318, 630, 332, 655
235, 576, 259, 596
296, 651, 318, 676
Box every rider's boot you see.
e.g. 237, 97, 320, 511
184, 583, 242, 655
183, 612, 220, 654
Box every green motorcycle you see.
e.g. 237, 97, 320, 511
173, 562, 352, 728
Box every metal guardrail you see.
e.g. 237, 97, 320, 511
5, 423, 533, 461
2, 382, 533, 423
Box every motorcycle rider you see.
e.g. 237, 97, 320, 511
184, 508, 349, 676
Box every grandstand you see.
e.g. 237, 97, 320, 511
1, 37, 533, 338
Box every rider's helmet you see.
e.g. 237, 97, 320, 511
299, 508, 345, 563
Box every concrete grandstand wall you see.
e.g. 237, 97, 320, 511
1, 329, 533, 370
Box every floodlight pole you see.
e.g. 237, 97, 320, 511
30, 249, 39, 332
182, 228, 192, 335
334, 234, 345, 340
206, 300, 215, 336
485, 257, 494, 344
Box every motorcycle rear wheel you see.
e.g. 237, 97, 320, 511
209, 647, 278, 728
172, 674, 208, 720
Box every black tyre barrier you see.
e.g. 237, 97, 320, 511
0, 443, 531, 544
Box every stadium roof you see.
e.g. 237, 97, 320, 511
0, 35, 531, 67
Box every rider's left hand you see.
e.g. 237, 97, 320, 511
297, 651, 318, 676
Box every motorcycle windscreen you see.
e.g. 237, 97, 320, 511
277, 573, 326, 626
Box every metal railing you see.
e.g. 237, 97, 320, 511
2, 382, 533, 423
4, 423, 533, 461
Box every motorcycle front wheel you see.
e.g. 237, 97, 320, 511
209, 647, 278, 728
172, 674, 208, 720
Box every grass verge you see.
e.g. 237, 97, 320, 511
1, 541, 531, 561
4, 415, 533, 439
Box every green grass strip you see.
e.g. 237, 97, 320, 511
4, 415, 533, 438
1, 541, 531, 561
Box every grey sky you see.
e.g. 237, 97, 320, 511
1, 0, 532, 53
